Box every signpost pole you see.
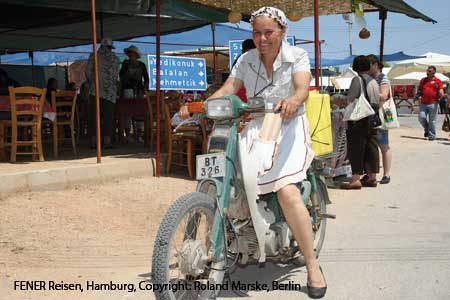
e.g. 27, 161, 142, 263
155, 0, 161, 177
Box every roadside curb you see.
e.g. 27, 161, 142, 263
0, 158, 156, 197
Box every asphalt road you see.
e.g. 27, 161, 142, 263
215, 114, 450, 300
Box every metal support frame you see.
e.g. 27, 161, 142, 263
90, 0, 101, 163
156, 0, 161, 177
379, 9, 387, 64
314, 0, 320, 90
211, 23, 216, 82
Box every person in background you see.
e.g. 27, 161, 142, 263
234, 39, 256, 103
77, 81, 89, 103
0, 68, 21, 120
85, 38, 120, 149
67, 82, 77, 91
118, 45, 149, 144
45, 78, 58, 100
0, 68, 20, 96
367, 54, 392, 184
416, 66, 444, 141
340, 55, 380, 189
438, 83, 448, 114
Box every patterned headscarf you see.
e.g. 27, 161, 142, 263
250, 6, 288, 28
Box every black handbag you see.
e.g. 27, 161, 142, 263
369, 103, 382, 128
443, 112, 450, 132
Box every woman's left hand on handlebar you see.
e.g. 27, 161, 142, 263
274, 97, 300, 120
179, 104, 190, 120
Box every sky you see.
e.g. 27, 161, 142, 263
292, 0, 450, 58
236, 0, 450, 59
1, 0, 449, 65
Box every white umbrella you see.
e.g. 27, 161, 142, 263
388, 52, 450, 79
391, 71, 449, 85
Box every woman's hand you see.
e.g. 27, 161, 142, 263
179, 104, 190, 120
274, 97, 300, 120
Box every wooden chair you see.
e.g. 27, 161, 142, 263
0, 121, 5, 161
50, 90, 78, 157
164, 101, 203, 178
4, 86, 47, 162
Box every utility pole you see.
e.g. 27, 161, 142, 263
343, 13, 354, 56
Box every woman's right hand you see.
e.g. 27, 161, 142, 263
179, 104, 190, 120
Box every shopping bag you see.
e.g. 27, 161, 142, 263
343, 77, 375, 121
379, 92, 400, 130
442, 113, 450, 132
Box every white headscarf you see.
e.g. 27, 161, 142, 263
250, 6, 288, 29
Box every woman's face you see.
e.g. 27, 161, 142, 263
369, 62, 379, 76
128, 52, 138, 61
252, 16, 285, 56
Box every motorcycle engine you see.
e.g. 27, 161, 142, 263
229, 220, 291, 263
265, 222, 291, 257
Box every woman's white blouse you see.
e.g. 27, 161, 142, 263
230, 41, 311, 114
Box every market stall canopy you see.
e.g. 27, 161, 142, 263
0, 2, 209, 53
0, 0, 154, 14
387, 52, 450, 79
162, 0, 436, 23
0, 24, 252, 65
312, 52, 426, 68
391, 71, 449, 85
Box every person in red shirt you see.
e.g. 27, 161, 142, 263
417, 66, 444, 140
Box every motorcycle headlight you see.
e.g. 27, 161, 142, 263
205, 98, 233, 119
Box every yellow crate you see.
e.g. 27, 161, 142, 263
305, 91, 333, 157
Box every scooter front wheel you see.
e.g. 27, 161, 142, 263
152, 192, 224, 300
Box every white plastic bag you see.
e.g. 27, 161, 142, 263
343, 76, 375, 121
379, 89, 400, 130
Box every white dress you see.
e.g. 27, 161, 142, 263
230, 42, 315, 195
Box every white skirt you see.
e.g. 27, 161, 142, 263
240, 113, 315, 195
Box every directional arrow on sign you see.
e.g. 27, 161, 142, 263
198, 71, 204, 76
198, 62, 204, 67
199, 81, 205, 86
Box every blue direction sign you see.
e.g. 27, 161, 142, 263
229, 36, 296, 69
148, 55, 208, 91
286, 36, 295, 46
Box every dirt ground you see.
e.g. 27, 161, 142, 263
1, 116, 449, 300
0, 176, 196, 300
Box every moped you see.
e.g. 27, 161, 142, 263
152, 95, 335, 300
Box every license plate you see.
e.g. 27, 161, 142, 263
196, 152, 226, 180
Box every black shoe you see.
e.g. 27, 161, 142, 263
380, 176, 390, 184
307, 267, 327, 299
428, 136, 435, 141
361, 179, 378, 187
424, 131, 428, 138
